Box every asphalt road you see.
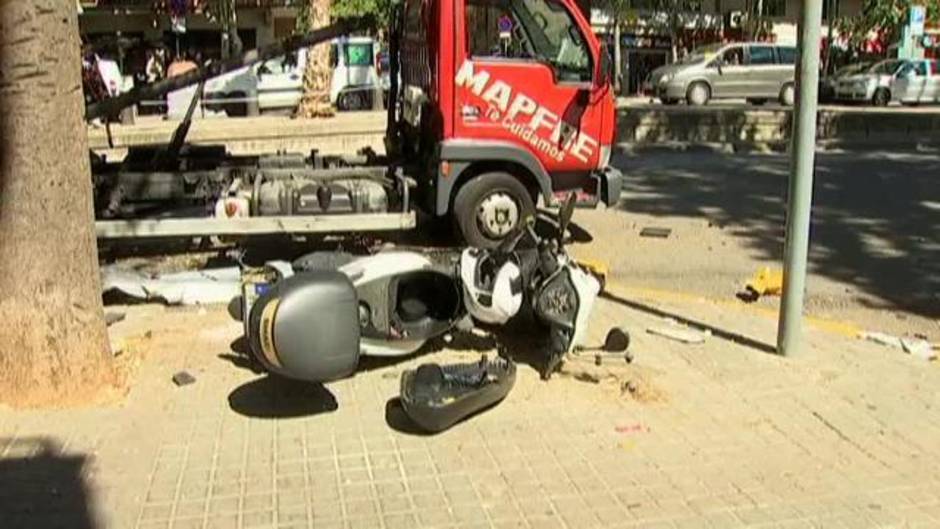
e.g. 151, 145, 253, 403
618, 96, 940, 113
572, 148, 940, 338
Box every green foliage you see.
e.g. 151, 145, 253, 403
839, 0, 940, 47
295, 0, 392, 33
597, 0, 703, 23
333, 0, 392, 25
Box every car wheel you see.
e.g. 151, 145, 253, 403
872, 88, 890, 107
779, 84, 795, 106
339, 91, 365, 111
686, 82, 710, 106
225, 91, 249, 117
747, 98, 767, 106
453, 172, 535, 249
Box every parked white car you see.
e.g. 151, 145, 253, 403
833, 59, 908, 106
891, 59, 940, 105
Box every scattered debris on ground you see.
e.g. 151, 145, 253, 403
738, 266, 783, 302
172, 371, 197, 386
639, 227, 672, 238
619, 374, 668, 403
105, 311, 126, 326
615, 423, 650, 434
557, 359, 668, 404
102, 266, 240, 305
900, 337, 936, 360
647, 325, 709, 344
860, 331, 937, 361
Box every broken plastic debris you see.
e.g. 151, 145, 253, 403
860, 332, 936, 361
860, 331, 904, 349
172, 371, 197, 386
647, 326, 708, 344
901, 338, 936, 361
639, 227, 672, 238
105, 312, 126, 326
739, 266, 783, 302
102, 266, 241, 305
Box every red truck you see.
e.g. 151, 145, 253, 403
91, 0, 621, 247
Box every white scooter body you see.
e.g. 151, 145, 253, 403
339, 252, 439, 357
563, 256, 602, 352
244, 250, 461, 361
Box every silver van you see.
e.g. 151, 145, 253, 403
647, 42, 797, 106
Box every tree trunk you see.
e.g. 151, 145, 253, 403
0, 1, 115, 407
296, 0, 335, 118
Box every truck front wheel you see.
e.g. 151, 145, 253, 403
453, 172, 535, 249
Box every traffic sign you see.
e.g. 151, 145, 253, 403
910, 5, 926, 37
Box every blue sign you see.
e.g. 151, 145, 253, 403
910, 5, 926, 37
498, 15, 514, 34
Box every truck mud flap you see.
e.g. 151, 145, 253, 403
399, 357, 516, 433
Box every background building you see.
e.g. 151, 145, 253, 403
78, 0, 300, 77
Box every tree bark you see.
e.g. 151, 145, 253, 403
296, 0, 335, 118
0, 1, 115, 407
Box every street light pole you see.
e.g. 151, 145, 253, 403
777, 0, 824, 356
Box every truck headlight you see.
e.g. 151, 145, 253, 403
659, 73, 674, 85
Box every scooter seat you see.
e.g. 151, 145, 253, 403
400, 357, 516, 433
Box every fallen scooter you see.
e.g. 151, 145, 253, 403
235, 244, 525, 382
233, 194, 625, 383
229, 192, 624, 382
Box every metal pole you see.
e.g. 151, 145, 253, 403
777, 0, 823, 356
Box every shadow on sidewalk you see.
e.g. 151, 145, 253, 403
613, 150, 940, 320
228, 376, 338, 419
0, 437, 101, 529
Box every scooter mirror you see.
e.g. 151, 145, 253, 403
603, 327, 630, 353
559, 192, 577, 241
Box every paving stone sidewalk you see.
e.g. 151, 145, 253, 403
2, 290, 939, 529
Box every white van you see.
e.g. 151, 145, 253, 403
257, 36, 384, 111
328, 36, 383, 110
167, 36, 383, 117
257, 37, 381, 110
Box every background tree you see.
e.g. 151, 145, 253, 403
838, 0, 940, 51
0, 1, 115, 406
333, 0, 391, 26
295, 0, 388, 117
209, 0, 243, 59
296, 0, 335, 117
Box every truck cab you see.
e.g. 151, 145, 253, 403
394, 0, 621, 246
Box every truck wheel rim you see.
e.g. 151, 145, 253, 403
477, 192, 519, 239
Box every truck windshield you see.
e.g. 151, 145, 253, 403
345, 43, 374, 67
466, 0, 591, 82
